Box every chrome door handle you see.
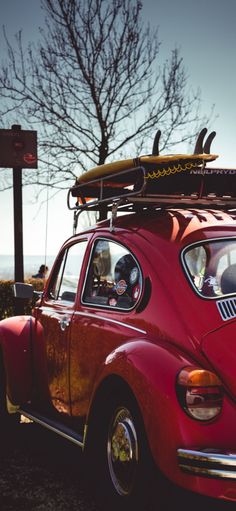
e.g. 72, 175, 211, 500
59, 316, 71, 331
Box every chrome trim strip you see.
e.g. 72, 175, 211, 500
19, 409, 84, 449
178, 448, 236, 466
39, 306, 74, 316
179, 464, 236, 480
74, 311, 147, 334
178, 448, 236, 480
39, 307, 147, 334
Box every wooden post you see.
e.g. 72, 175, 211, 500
12, 125, 24, 314
13, 167, 24, 282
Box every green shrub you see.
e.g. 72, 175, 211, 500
0, 279, 45, 320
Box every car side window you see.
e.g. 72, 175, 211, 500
50, 241, 87, 302
83, 239, 142, 309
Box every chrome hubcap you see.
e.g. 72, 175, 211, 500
107, 407, 138, 496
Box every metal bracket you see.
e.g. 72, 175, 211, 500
73, 209, 82, 235
110, 201, 122, 233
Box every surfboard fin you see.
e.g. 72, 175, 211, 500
152, 130, 161, 155
203, 131, 216, 154
194, 128, 216, 154
194, 128, 208, 154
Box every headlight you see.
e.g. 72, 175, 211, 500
176, 367, 223, 421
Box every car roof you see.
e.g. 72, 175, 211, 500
75, 208, 236, 248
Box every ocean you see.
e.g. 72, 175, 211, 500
0, 255, 56, 280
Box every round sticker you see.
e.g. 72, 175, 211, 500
130, 267, 139, 285
115, 279, 127, 295
109, 297, 117, 307
132, 284, 140, 301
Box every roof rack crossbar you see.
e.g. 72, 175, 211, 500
68, 166, 146, 211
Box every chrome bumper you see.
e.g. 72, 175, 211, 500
177, 448, 236, 480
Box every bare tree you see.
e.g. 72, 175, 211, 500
0, 0, 209, 191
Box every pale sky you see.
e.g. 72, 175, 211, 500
0, 0, 236, 255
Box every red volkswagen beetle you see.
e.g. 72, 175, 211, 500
2, 129, 236, 509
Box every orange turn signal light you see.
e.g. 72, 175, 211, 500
177, 367, 222, 387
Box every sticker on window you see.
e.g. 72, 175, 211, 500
130, 267, 139, 285
109, 297, 117, 307
204, 276, 218, 288
115, 280, 127, 295
132, 284, 140, 300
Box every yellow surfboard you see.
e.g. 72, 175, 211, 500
77, 153, 218, 185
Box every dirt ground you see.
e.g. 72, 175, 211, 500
0, 419, 97, 511
0, 419, 235, 511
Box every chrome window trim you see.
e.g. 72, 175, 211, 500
47, 238, 88, 303
181, 236, 236, 301
81, 236, 143, 312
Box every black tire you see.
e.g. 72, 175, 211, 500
88, 390, 156, 511
0, 352, 20, 431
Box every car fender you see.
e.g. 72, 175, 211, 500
0, 315, 36, 404
89, 339, 216, 483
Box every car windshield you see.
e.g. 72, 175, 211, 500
183, 239, 236, 298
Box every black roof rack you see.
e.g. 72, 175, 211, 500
68, 163, 236, 212
67, 129, 236, 224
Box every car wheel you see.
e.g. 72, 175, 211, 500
91, 392, 155, 511
0, 358, 20, 431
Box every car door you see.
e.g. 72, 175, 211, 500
37, 240, 87, 415
69, 237, 143, 417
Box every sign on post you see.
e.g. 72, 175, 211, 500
0, 126, 38, 313
0, 127, 37, 169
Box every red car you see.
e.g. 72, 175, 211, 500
2, 129, 236, 509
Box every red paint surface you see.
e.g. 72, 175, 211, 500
1, 209, 236, 500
